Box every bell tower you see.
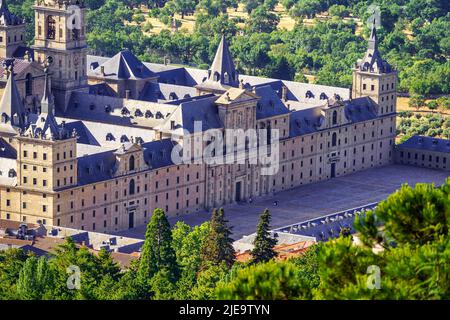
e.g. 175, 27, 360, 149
32, 0, 88, 111
352, 21, 398, 116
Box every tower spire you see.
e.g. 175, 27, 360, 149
0, 59, 27, 134
41, 57, 55, 115
368, 18, 378, 51
208, 35, 239, 87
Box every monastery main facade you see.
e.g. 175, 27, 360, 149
0, 0, 397, 232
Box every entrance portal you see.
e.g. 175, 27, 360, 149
129, 211, 135, 229
235, 181, 242, 202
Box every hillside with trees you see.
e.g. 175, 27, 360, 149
1, 179, 449, 300
7, 0, 449, 97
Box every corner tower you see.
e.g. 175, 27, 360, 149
352, 21, 397, 116
32, 0, 88, 111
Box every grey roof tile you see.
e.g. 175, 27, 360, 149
399, 135, 450, 154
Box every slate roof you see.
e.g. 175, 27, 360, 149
0, 137, 16, 159
63, 91, 178, 129
289, 107, 324, 136
398, 135, 450, 154
344, 96, 378, 122
157, 95, 222, 134
139, 82, 197, 102
289, 96, 378, 137
254, 85, 290, 120
87, 54, 350, 112
274, 203, 379, 242
0, 68, 27, 134
0, 58, 34, 81
88, 83, 117, 97
57, 117, 156, 150
92, 49, 156, 80
12, 46, 34, 61
77, 139, 176, 185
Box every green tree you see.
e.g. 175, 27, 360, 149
201, 208, 235, 269
216, 260, 310, 300
355, 180, 450, 248
16, 256, 55, 300
138, 208, 179, 286
246, 6, 280, 34
251, 209, 277, 264
0, 248, 28, 299
408, 95, 426, 111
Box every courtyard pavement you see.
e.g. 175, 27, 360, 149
115, 165, 449, 240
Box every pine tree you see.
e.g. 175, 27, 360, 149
17, 256, 54, 300
201, 208, 235, 269
251, 209, 277, 264
138, 208, 179, 285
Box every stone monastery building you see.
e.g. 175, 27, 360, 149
0, 0, 398, 232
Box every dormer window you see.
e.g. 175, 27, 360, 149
120, 135, 129, 143
121, 107, 130, 116
145, 110, 153, 118
1, 113, 8, 123
214, 72, 220, 82
156, 111, 163, 119
106, 133, 115, 141
169, 93, 177, 100
104, 105, 112, 113
8, 169, 16, 178
320, 93, 328, 100
305, 91, 314, 99
134, 109, 143, 117
224, 72, 230, 84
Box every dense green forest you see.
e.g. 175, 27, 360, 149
7, 0, 450, 96
0, 179, 449, 300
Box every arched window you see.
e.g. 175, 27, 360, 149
224, 72, 229, 84
47, 16, 56, 40
332, 132, 337, 147
25, 74, 33, 96
332, 110, 337, 125
129, 155, 135, 171
129, 179, 135, 195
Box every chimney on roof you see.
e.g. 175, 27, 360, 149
282, 85, 287, 102
125, 90, 131, 100
100, 65, 105, 76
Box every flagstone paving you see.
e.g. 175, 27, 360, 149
115, 165, 449, 240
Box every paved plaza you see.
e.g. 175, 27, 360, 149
116, 165, 449, 239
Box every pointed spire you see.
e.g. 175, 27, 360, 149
208, 35, 239, 87
25, 56, 68, 141
355, 18, 392, 74
368, 18, 378, 51
41, 68, 55, 115
0, 59, 27, 133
